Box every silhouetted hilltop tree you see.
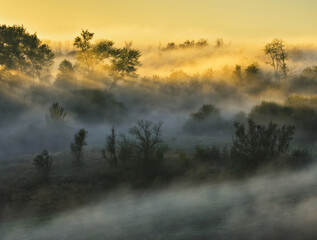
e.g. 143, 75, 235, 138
264, 39, 288, 80
73, 30, 141, 78
110, 42, 141, 77
33, 150, 53, 178
0, 25, 54, 79
73, 30, 116, 74
161, 39, 208, 51
70, 129, 87, 165
231, 119, 295, 174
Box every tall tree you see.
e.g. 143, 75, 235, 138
264, 39, 288, 80
0, 25, 54, 79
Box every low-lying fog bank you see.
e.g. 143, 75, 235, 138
1, 164, 317, 240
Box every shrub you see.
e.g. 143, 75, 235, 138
231, 119, 295, 174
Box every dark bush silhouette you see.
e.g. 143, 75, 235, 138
70, 129, 87, 165
231, 119, 295, 174
184, 104, 229, 135
33, 150, 53, 178
102, 126, 118, 166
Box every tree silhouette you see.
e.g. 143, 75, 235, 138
111, 44, 141, 77
0, 25, 54, 79
264, 39, 288, 80
231, 119, 295, 174
70, 129, 87, 165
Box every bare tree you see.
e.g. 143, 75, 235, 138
118, 120, 164, 180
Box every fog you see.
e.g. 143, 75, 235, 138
2, 28, 317, 239
1, 164, 317, 240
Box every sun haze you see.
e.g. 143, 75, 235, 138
1, 0, 317, 43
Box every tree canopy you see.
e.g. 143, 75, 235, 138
73, 30, 141, 77
0, 25, 54, 78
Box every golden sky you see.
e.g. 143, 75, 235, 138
1, 0, 316, 44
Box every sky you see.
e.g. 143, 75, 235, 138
0, 0, 316, 44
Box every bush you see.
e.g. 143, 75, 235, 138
183, 104, 229, 135
231, 119, 295, 174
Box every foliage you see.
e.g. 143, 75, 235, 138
70, 129, 87, 164
33, 150, 53, 178
264, 39, 288, 79
245, 63, 260, 77
191, 104, 220, 121
73, 30, 140, 77
0, 25, 54, 78
231, 119, 295, 174
110, 46, 141, 77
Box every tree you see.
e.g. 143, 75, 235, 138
102, 126, 118, 166
264, 39, 288, 80
73, 30, 115, 74
245, 63, 260, 79
232, 65, 242, 81
231, 119, 295, 174
215, 38, 224, 47
33, 150, 53, 178
191, 104, 220, 121
119, 120, 163, 180
111, 45, 141, 77
46, 102, 67, 125
0, 25, 54, 78
70, 129, 87, 164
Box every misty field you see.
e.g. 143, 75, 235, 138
1, 25, 317, 239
